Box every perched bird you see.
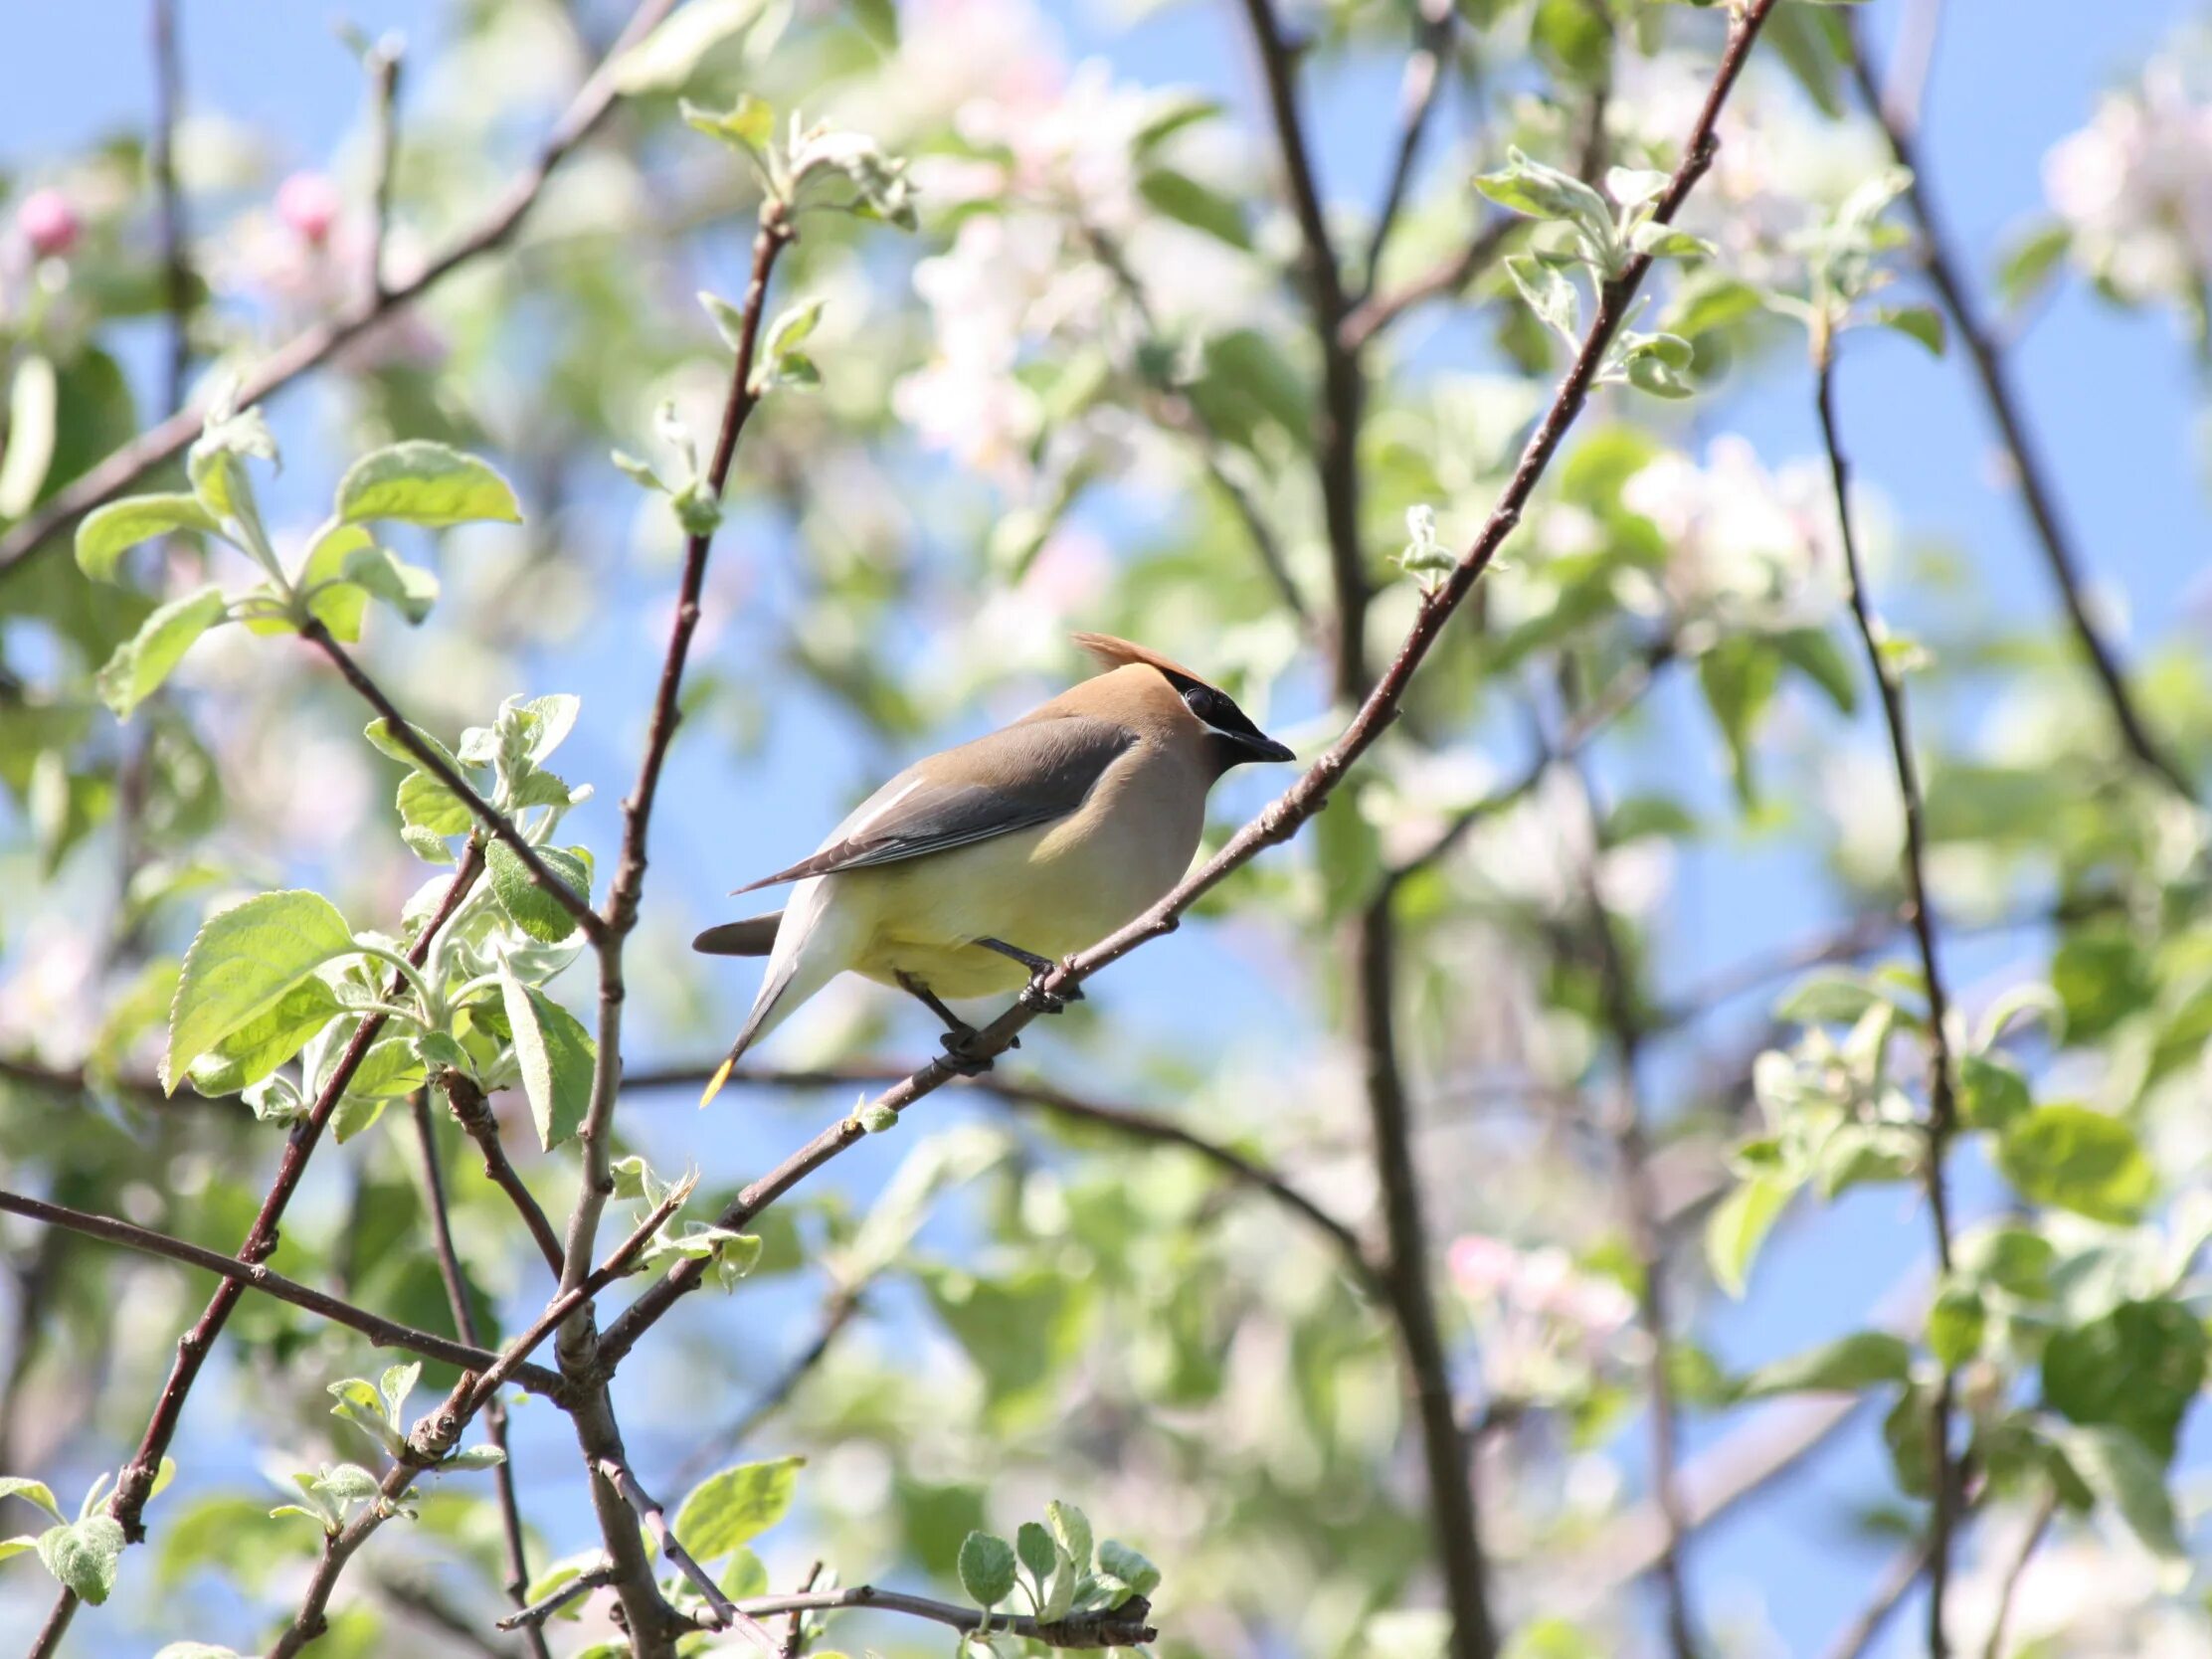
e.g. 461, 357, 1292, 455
693, 634, 1295, 1105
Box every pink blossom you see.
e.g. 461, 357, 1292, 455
17, 189, 79, 259
276, 172, 342, 246
1448, 1234, 1523, 1299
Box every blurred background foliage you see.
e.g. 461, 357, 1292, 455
3, 0, 2212, 1655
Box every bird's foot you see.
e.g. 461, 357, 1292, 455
938, 1025, 1008, 1077
978, 937, 1084, 1013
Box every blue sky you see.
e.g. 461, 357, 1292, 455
5, 1, 2209, 1654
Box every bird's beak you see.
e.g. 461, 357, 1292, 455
1225, 731, 1296, 765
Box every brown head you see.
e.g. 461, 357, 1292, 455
1065, 633, 1295, 774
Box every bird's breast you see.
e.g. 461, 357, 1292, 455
844, 741, 1207, 999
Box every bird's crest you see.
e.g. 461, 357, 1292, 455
1071, 633, 1212, 686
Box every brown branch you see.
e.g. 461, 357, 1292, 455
1237, 0, 1368, 696
731, 1586, 1157, 1650
595, 1454, 779, 1649
150, 0, 192, 417
1818, 1534, 1936, 1659
597, 0, 1784, 1382
407, 1090, 550, 1659
495, 1566, 617, 1631
262, 1190, 689, 1659
781, 1563, 824, 1659
0, 1187, 558, 1393
1817, 341, 1962, 1657
534, 200, 795, 1657
1341, 217, 1519, 354
1563, 745, 1696, 1659
1842, 16, 2193, 801
1357, 0, 1458, 305
364, 35, 404, 303
302, 621, 605, 943
435, 1066, 565, 1275
673, 1288, 862, 1489
1980, 1489, 2057, 1659
0, 0, 680, 586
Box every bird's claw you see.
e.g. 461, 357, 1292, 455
939, 1026, 1012, 1076
1019, 971, 1079, 1014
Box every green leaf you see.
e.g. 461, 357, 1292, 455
340, 545, 440, 625
1763, 0, 1846, 116
164, 890, 356, 1092
1996, 1104, 2155, 1223
1016, 1521, 1057, 1590
1707, 1171, 1794, 1298
1872, 303, 1946, 356
75, 492, 220, 583
1044, 1500, 1092, 1571
0, 1537, 36, 1566
1137, 167, 1251, 249
720, 1546, 769, 1600
1774, 973, 1880, 1026
611, 0, 767, 92
1928, 1285, 1987, 1369
1740, 1331, 1911, 1397
1882, 1382, 1938, 1498
1474, 147, 1612, 240
1994, 221, 2071, 312
958, 1531, 1017, 1608
1505, 256, 1580, 344
0, 1479, 64, 1525
1698, 636, 1780, 808
1770, 627, 1858, 713
336, 442, 520, 528
0, 353, 57, 520
1095, 1540, 1161, 1599
187, 977, 343, 1097
1663, 274, 1765, 337
682, 94, 775, 151
446, 1446, 507, 1470
671, 1457, 804, 1561
94, 586, 226, 718
2042, 1300, 2207, 1462
486, 841, 592, 943
38, 1515, 125, 1604
1958, 1053, 2032, 1132
497, 961, 596, 1151
2048, 1423, 2185, 1563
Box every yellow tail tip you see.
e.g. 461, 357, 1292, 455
699, 1056, 735, 1110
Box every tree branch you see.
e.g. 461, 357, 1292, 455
150, 0, 192, 417
1841, 15, 2193, 801
595, 0, 1784, 1380
0, 0, 681, 585
0, 1187, 558, 1393
1357, 0, 1457, 306
363, 35, 404, 304
1818, 1533, 1936, 1659
496, 1567, 617, 1631
1979, 1489, 2057, 1659
434, 1066, 565, 1275
731, 1585, 1157, 1650
673, 1289, 862, 1489
1340, 218, 1518, 354
1562, 742, 1697, 1659
595, 1454, 779, 1649
1816, 339, 1962, 1657
301, 621, 606, 943
407, 1090, 551, 1659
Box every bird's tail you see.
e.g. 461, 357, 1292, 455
700, 877, 852, 1108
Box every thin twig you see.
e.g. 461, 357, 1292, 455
496, 1566, 617, 1631
407, 1090, 550, 1659
364, 36, 404, 303
674, 1290, 863, 1488
1842, 15, 2193, 801
435, 1067, 565, 1275
1238, 0, 1368, 696
596, 0, 1785, 1389
730, 1585, 1156, 1649
1980, 1489, 2058, 1659
782, 1563, 825, 1659
1563, 743, 1697, 1659
0, 1187, 557, 1392
1817, 340, 1961, 1657
302, 621, 605, 942
1819, 1533, 1936, 1659
0, 0, 681, 585
150, 0, 191, 416
1357, 0, 1457, 305
1341, 217, 1519, 353
595, 1455, 779, 1649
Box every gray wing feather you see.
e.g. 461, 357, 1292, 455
729, 716, 1135, 894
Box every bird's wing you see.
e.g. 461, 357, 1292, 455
729, 715, 1137, 894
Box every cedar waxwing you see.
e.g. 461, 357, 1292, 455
692, 634, 1295, 1104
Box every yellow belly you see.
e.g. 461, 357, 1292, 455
840, 793, 1199, 1001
